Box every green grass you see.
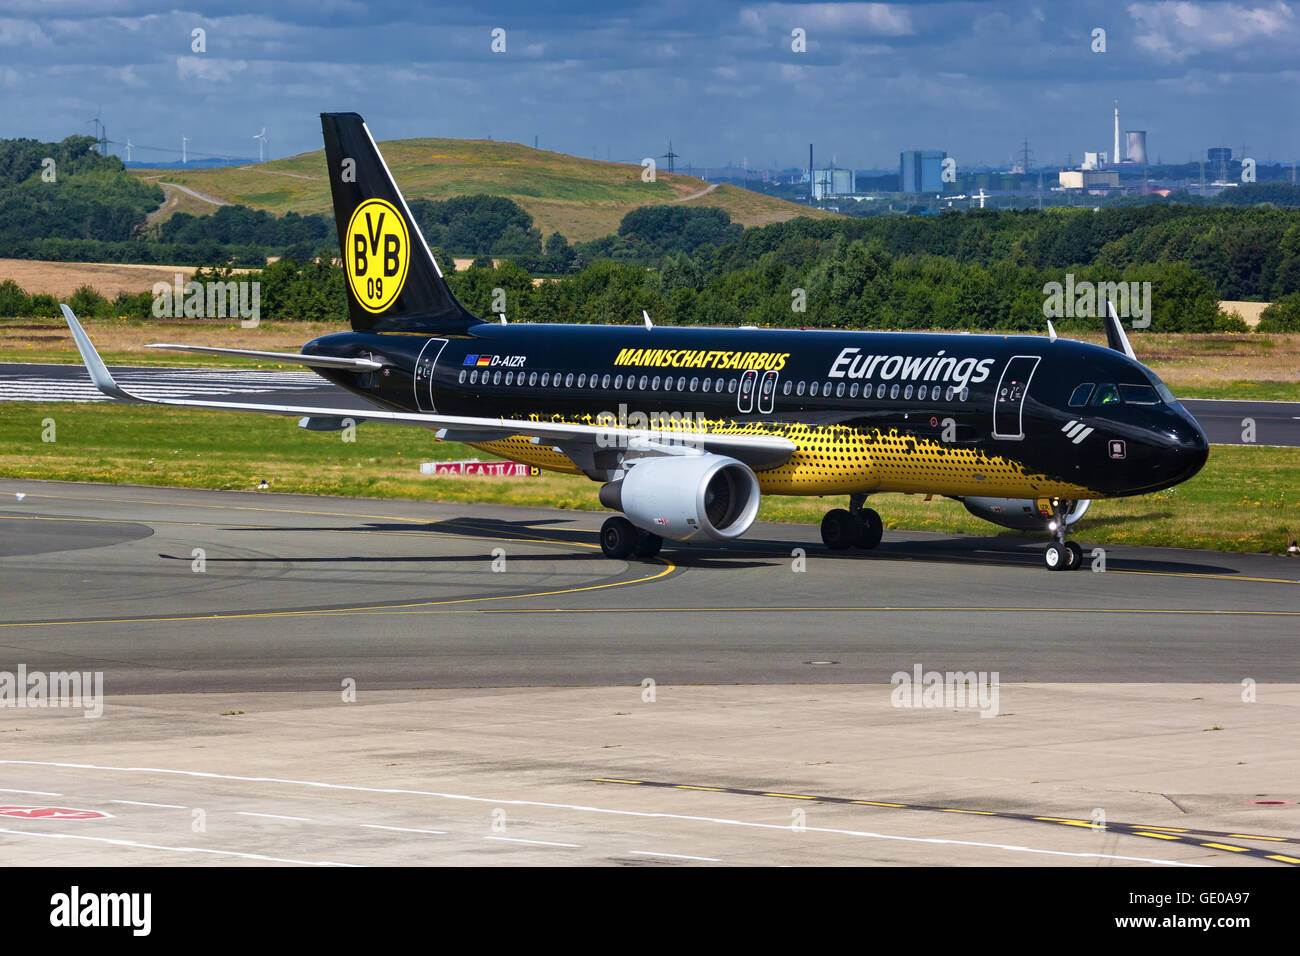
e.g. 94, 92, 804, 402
131, 138, 838, 242
1166, 381, 1300, 401
2, 403, 1297, 554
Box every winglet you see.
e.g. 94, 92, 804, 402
59, 304, 140, 402
1046, 319, 1057, 343
1104, 299, 1137, 360
643, 309, 653, 330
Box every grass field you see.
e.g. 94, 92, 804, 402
130, 139, 838, 242
2, 402, 1296, 555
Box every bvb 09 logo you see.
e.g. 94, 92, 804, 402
346, 198, 409, 313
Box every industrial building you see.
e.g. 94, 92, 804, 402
900, 150, 947, 193
812, 167, 855, 200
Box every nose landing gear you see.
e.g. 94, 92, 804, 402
821, 494, 883, 551
1043, 499, 1083, 571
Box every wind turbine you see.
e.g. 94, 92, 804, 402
253, 127, 268, 163
182, 136, 189, 165
86, 106, 102, 151
125, 139, 134, 162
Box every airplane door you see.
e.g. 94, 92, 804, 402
737, 369, 758, 413
413, 338, 448, 412
757, 370, 777, 414
992, 354, 1040, 440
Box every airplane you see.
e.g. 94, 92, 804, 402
59, 112, 1209, 571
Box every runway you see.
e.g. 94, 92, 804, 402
1, 480, 1298, 867
1, 480, 1298, 689
2, 362, 1299, 446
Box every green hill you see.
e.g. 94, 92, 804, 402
132, 138, 838, 243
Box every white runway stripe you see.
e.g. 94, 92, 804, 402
0, 367, 330, 403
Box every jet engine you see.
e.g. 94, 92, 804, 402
599, 454, 761, 542
960, 496, 1091, 532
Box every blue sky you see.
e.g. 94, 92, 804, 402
1, 1, 1296, 170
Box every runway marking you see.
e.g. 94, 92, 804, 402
110, 799, 185, 809
360, 824, 446, 835
236, 811, 312, 822
0, 760, 1205, 867
485, 836, 581, 848
586, 778, 1300, 865
630, 850, 720, 862
0, 787, 61, 796
0, 825, 356, 866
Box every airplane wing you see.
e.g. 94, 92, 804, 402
62, 306, 796, 471
146, 343, 384, 370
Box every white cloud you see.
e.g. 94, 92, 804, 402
740, 3, 914, 38
176, 55, 248, 82
1128, 1, 1297, 60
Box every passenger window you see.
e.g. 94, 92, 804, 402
727, 379, 736, 393
945, 386, 954, 401
1068, 383, 1095, 407
540, 372, 549, 386
650, 375, 661, 390
505, 371, 514, 385
677, 376, 686, 390
601, 374, 610, 389
960, 387, 969, 402
577, 373, 586, 387
917, 385, 926, 400
564, 373, 574, 388
639, 375, 648, 390
850, 382, 859, 398
689, 377, 698, 391
458, 370, 467, 384
493, 370, 502, 385
836, 382, 846, 398
1091, 383, 1121, 406
876, 384, 886, 399
529, 372, 538, 386
796, 381, 806, 396
470, 370, 478, 384
717, 378, 726, 393
810, 381, 820, 397
614, 374, 623, 388
890, 384, 899, 399
903, 384, 913, 400
702, 377, 711, 392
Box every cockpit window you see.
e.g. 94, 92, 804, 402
1118, 383, 1161, 405
1090, 383, 1121, 406
1154, 381, 1176, 404
1068, 383, 1095, 407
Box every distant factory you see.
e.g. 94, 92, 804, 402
1058, 101, 1146, 192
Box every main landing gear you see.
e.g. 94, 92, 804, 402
600, 515, 663, 560
1043, 500, 1083, 571
820, 493, 883, 551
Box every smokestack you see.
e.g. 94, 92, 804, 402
809, 143, 813, 183
1113, 100, 1120, 165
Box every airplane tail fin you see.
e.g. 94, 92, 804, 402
320, 112, 481, 335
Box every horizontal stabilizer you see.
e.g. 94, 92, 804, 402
147, 343, 383, 370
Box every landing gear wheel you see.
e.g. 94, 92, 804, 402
853, 508, 883, 549
1064, 540, 1082, 571
600, 516, 637, 559
1044, 542, 1067, 571
821, 509, 855, 550
632, 530, 663, 559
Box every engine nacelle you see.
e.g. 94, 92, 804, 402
599, 455, 761, 542
961, 497, 1091, 532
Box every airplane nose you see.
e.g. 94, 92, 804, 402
1168, 407, 1209, 482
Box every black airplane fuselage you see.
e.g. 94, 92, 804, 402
304, 322, 1209, 501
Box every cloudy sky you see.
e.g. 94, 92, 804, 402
1, 1, 1296, 171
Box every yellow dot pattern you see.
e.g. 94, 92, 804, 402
463, 413, 1101, 500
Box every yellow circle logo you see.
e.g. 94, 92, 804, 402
345, 199, 409, 313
